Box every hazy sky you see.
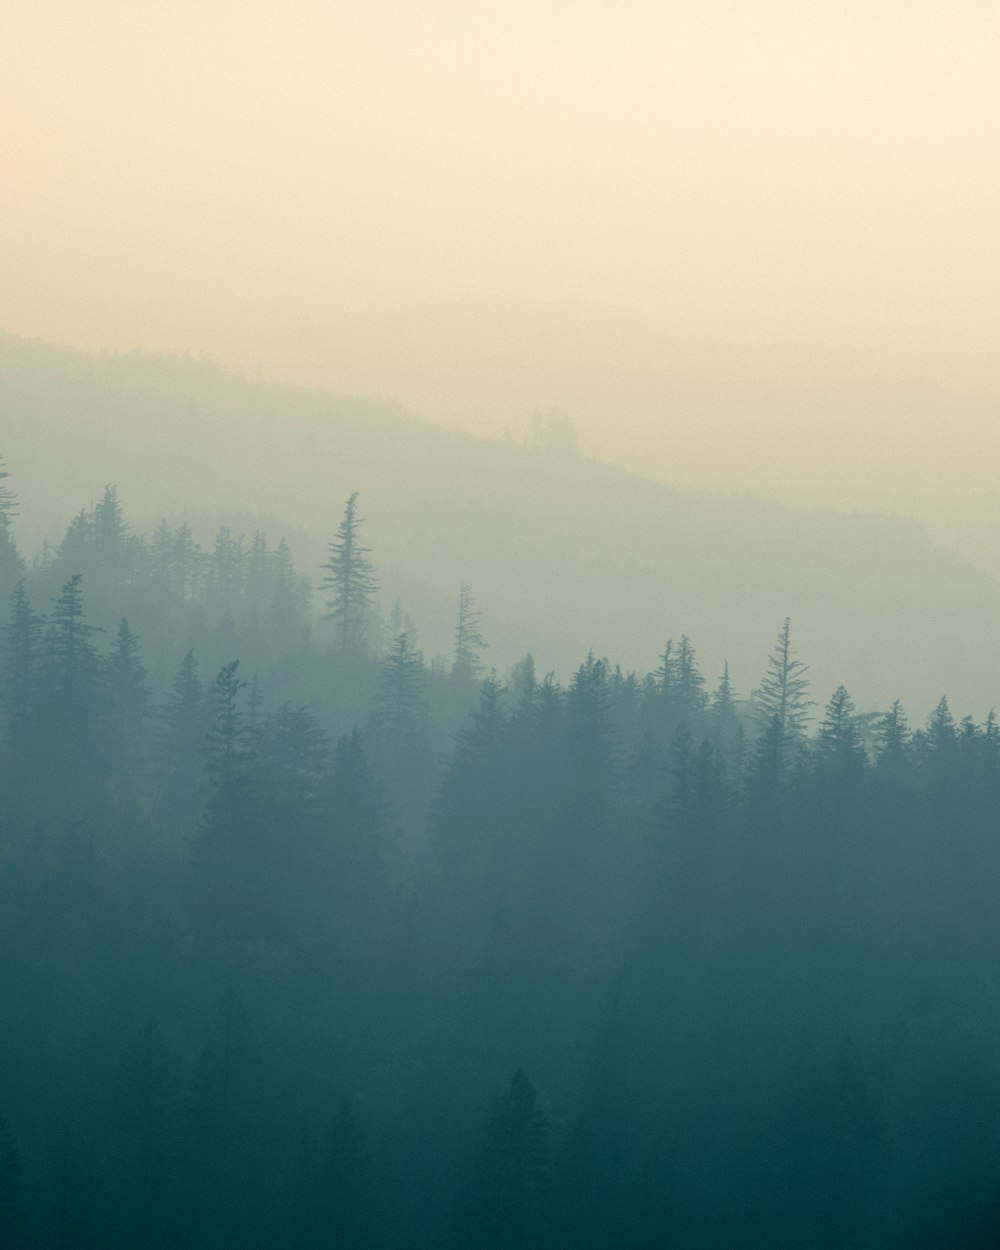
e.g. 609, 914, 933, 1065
4, 0, 1000, 549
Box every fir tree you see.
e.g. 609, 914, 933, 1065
876, 700, 911, 768
816, 685, 866, 775
0, 457, 24, 595
1, 582, 42, 748
321, 492, 379, 655
0, 457, 17, 538
105, 618, 149, 749
374, 631, 426, 751
204, 659, 249, 785
674, 634, 708, 729
755, 617, 813, 753
453, 581, 487, 684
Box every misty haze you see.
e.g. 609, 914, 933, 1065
3, 2, 1000, 1247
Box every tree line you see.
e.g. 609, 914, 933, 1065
2, 456, 1000, 1247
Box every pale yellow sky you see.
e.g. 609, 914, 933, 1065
3, 0, 1000, 556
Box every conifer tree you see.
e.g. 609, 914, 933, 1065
174, 522, 199, 599
655, 639, 677, 700
255, 702, 329, 813
817, 685, 866, 775
40, 575, 104, 793
876, 700, 910, 768
458, 674, 507, 755
45, 573, 102, 693
925, 696, 957, 754
160, 649, 208, 759
452, 582, 487, 684
747, 712, 788, 809
0, 457, 24, 595
375, 631, 426, 750
326, 727, 395, 889
674, 634, 708, 728
155, 650, 211, 836
207, 526, 246, 616
105, 618, 149, 750
271, 536, 307, 635
1, 582, 42, 748
205, 659, 248, 785
321, 492, 379, 655
0, 457, 17, 538
54, 510, 94, 580
567, 653, 614, 779
93, 484, 127, 590
710, 660, 743, 772
755, 617, 813, 752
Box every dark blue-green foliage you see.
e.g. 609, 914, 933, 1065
3, 476, 1000, 1247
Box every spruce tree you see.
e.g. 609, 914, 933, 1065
755, 617, 813, 753
816, 685, 866, 775
1, 582, 42, 752
374, 631, 426, 751
674, 634, 708, 729
876, 700, 910, 768
205, 659, 249, 785
0, 457, 17, 538
105, 618, 149, 753
321, 492, 379, 655
0, 457, 24, 596
40, 574, 104, 799
453, 582, 487, 684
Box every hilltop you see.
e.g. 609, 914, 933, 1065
2, 329, 996, 716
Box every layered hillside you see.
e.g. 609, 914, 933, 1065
2, 330, 996, 716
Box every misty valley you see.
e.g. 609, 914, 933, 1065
1, 454, 999, 1249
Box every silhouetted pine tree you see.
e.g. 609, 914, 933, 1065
155, 649, 211, 839
0, 457, 24, 598
104, 618, 149, 796
1, 582, 43, 772
755, 617, 813, 755
39, 574, 105, 807
321, 492, 379, 655
452, 582, 487, 685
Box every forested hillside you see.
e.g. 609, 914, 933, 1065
2, 462, 1000, 1247
4, 330, 1000, 715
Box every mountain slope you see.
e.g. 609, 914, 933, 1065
2, 329, 997, 716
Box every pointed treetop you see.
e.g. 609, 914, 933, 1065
321, 493, 379, 654
0, 456, 18, 535
755, 617, 813, 749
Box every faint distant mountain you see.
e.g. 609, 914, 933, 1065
2, 329, 998, 717
256, 300, 1000, 578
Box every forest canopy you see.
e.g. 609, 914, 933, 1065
1, 462, 999, 1248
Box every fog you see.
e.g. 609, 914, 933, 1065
6, 3, 1000, 1247
4, 0, 1000, 562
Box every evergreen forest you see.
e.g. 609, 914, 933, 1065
2, 459, 1000, 1248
